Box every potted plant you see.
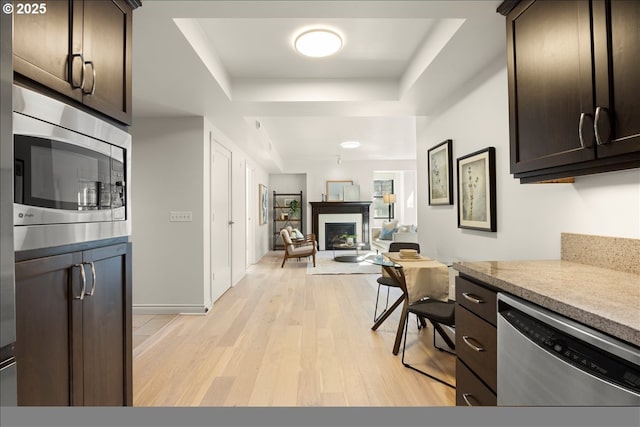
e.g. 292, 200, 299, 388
340, 233, 357, 245
288, 199, 300, 218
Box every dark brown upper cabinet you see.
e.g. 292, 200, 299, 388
14, 0, 140, 125
592, 0, 640, 158
502, 0, 640, 182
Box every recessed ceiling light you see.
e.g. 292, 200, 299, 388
294, 29, 343, 58
340, 141, 360, 149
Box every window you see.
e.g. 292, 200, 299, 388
373, 179, 394, 220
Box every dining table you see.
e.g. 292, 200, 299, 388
365, 252, 450, 355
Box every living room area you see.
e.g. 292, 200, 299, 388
269, 167, 419, 257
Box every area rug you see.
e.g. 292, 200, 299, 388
306, 251, 380, 275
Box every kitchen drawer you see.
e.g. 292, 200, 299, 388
456, 359, 496, 406
456, 275, 497, 326
456, 305, 497, 392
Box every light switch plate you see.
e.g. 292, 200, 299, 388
170, 211, 192, 222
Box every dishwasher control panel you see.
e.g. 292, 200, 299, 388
501, 306, 640, 394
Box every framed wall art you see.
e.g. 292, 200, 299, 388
457, 147, 496, 232
326, 180, 353, 202
342, 184, 361, 201
427, 139, 453, 205
259, 184, 268, 225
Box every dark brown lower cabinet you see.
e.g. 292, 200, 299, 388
455, 275, 497, 406
456, 359, 497, 406
15, 242, 132, 406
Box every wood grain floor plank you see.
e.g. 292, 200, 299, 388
133, 251, 456, 407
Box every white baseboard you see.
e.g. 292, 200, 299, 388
132, 271, 246, 316
133, 304, 208, 315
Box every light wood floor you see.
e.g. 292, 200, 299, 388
132, 252, 456, 407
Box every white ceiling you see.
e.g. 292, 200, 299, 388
132, 1, 506, 172
197, 18, 437, 79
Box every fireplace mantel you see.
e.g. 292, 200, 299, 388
310, 201, 372, 249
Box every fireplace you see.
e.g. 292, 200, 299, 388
310, 201, 371, 250
325, 222, 356, 250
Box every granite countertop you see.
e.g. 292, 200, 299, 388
453, 260, 640, 347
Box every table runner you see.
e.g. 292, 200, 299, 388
383, 252, 449, 302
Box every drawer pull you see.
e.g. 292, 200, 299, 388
462, 335, 485, 352
462, 393, 477, 407
462, 292, 484, 304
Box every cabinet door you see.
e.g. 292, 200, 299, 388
78, 243, 131, 406
13, 0, 82, 102
15, 251, 83, 406
80, 0, 133, 124
507, 0, 595, 174
592, 0, 640, 157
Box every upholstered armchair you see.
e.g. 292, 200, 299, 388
280, 227, 317, 268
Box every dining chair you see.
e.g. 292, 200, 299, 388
280, 228, 317, 268
373, 242, 421, 322
400, 297, 456, 388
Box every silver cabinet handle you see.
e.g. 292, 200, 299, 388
83, 61, 96, 95
462, 335, 485, 352
85, 262, 97, 296
462, 292, 484, 304
578, 112, 594, 149
462, 393, 477, 407
594, 106, 611, 145
74, 263, 87, 300
70, 53, 85, 90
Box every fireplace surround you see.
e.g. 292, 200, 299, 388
310, 201, 371, 250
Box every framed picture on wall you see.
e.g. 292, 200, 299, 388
457, 147, 496, 232
343, 184, 360, 201
326, 180, 353, 201
259, 184, 268, 225
428, 139, 453, 205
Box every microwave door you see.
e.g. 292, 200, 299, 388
13, 114, 113, 225
12, 85, 131, 251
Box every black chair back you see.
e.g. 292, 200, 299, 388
388, 242, 420, 253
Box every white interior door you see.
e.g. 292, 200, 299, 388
211, 141, 232, 303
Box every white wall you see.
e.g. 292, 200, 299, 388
131, 116, 270, 314
246, 162, 271, 263
417, 65, 640, 265
253, 167, 271, 259
130, 117, 208, 313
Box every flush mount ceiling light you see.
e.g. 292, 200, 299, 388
340, 140, 360, 149
294, 29, 343, 58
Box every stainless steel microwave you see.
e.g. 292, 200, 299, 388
12, 85, 131, 251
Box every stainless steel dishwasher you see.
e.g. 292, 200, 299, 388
497, 293, 640, 406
